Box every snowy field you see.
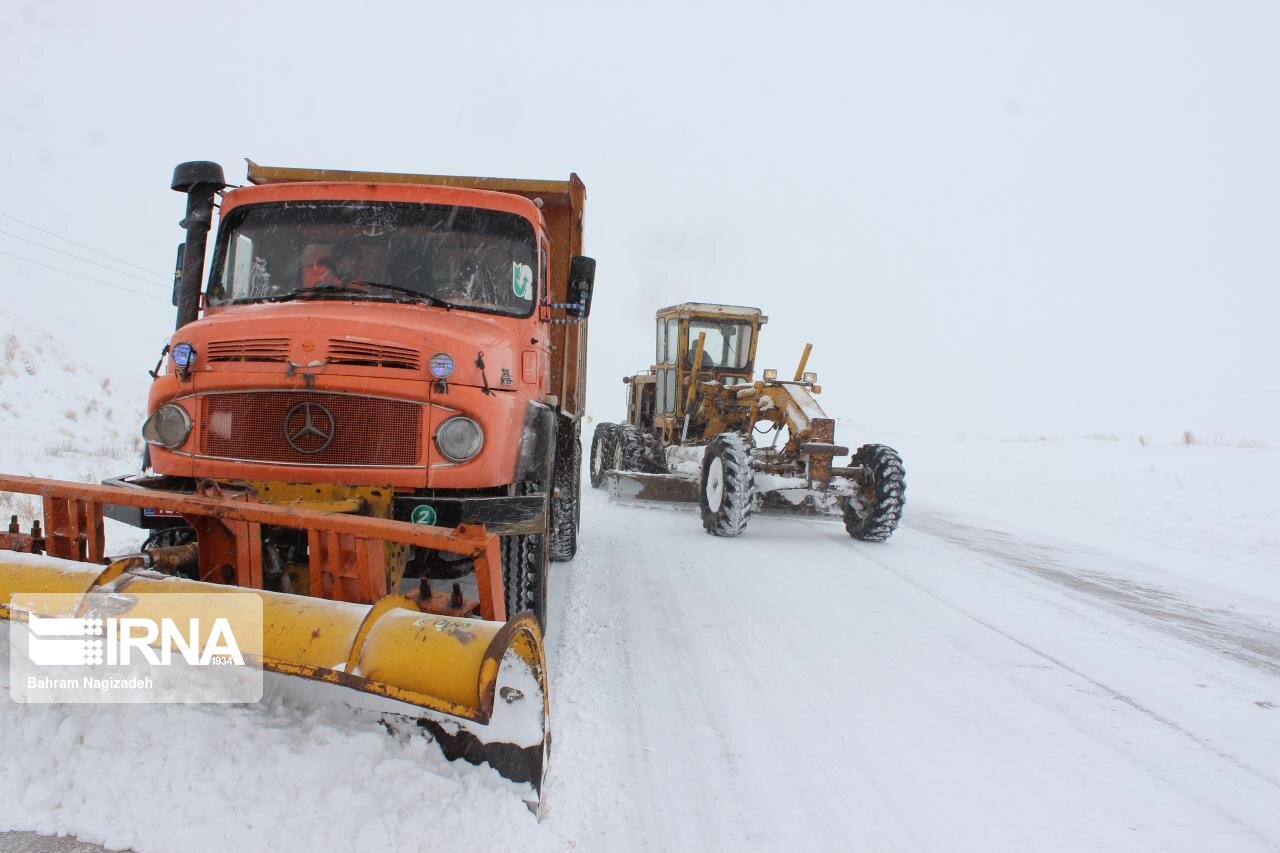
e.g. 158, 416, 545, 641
0, 313, 149, 552
1, 318, 1279, 851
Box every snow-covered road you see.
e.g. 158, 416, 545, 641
3, 427, 1279, 851
542, 487, 1280, 851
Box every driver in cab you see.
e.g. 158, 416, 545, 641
302, 242, 362, 289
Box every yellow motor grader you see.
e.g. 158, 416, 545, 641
592, 303, 905, 540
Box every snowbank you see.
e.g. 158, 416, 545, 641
0, 312, 149, 551
855, 426, 1280, 607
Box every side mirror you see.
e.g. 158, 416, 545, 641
567, 256, 596, 319
172, 243, 185, 307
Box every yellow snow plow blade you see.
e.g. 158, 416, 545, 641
0, 552, 549, 799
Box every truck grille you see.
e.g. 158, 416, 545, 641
327, 339, 421, 371
198, 392, 421, 466
206, 338, 290, 363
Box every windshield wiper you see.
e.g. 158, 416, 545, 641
230, 284, 371, 304
271, 282, 451, 307
355, 280, 450, 303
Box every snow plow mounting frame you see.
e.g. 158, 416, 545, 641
0, 474, 505, 621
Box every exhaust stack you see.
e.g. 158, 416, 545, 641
170, 160, 226, 329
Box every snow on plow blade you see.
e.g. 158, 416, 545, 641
0, 473, 549, 805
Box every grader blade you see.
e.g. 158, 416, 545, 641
0, 474, 549, 805
605, 470, 699, 509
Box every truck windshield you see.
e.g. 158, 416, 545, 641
207, 201, 538, 316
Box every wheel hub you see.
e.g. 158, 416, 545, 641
705, 457, 725, 511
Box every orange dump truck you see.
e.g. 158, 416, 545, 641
0, 160, 595, 800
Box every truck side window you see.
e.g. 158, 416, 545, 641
541, 239, 549, 303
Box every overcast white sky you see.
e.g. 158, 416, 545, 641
2, 0, 1276, 436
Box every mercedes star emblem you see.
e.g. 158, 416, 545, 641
284, 401, 336, 453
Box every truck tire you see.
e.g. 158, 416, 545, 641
549, 428, 581, 562
503, 480, 549, 625
142, 525, 195, 551
699, 433, 755, 537
589, 422, 619, 488
843, 444, 906, 542
501, 532, 548, 627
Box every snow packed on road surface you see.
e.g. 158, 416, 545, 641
0, 651, 550, 851
543, 443, 1280, 851
2, 311, 1279, 851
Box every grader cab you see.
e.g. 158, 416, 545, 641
592, 302, 905, 541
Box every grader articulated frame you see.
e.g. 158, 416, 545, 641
593, 302, 905, 541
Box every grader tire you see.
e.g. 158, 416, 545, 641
844, 444, 906, 542
699, 433, 755, 537
616, 424, 660, 473
641, 430, 668, 473
589, 423, 619, 488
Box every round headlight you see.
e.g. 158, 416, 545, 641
435, 416, 483, 462
141, 404, 192, 448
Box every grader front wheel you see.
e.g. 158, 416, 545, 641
589, 422, 619, 488
844, 444, 906, 542
699, 433, 755, 537
615, 424, 661, 473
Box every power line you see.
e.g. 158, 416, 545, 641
0, 210, 169, 280
0, 249, 169, 303
0, 227, 170, 288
